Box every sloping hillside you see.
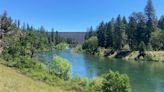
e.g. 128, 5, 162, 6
0, 64, 70, 92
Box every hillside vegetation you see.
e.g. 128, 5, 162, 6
0, 64, 72, 92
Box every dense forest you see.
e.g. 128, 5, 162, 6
84, 0, 164, 55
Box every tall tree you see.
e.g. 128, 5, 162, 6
85, 26, 94, 40
113, 15, 127, 50
144, 0, 157, 44
0, 11, 12, 33
55, 31, 60, 45
97, 21, 106, 47
158, 15, 164, 30
51, 28, 54, 43
105, 21, 114, 48
128, 13, 138, 50
136, 12, 147, 47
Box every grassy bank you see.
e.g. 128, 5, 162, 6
0, 64, 72, 92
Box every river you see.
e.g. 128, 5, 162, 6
37, 49, 164, 92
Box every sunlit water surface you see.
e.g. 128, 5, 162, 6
37, 49, 164, 92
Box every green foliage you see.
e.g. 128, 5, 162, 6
128, 13, 137, 50
146, 43, 153, 51
87, 77, 104, 92
85, 26, 96, 40
73, 45, 83, 53
82, 36, 98, 55
82, 0, 164, 53
144, 0, 157, 44
0, 11, 12, 32
50, 56, 71, 80
97, 22, 106, 47
66, 37, 78, 45
101, 71, 131, 92
158, 16, 164, 30
2, 30, 49, 58
150, 29, 164, 50
138, 41, 146, 52
105, 21, 114, 48
113, 15, 127, 50
54, 31, 63, 45
69, 71, 131, 92
54, 43, 69, 50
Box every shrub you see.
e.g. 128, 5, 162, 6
82, 36, 98, 55
88, 77, 104, 92
101, 70, 131, 92
51, 56, 72, 80
73, 45, 83, 53
54, 43, 69, 50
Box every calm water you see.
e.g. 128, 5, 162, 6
37, 49, 164, 92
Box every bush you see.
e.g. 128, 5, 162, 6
82, 36, 98, 55
72, 45, 83, 53
101, 70, 131, 92
54, 43, 69, 50
150, 29, 164, 50
50, 56, 72, 80
88, 77, 104, 92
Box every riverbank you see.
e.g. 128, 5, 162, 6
38, 49, 164, 92
73, 46, 164, 62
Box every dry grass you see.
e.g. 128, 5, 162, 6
0, 64, 71, 92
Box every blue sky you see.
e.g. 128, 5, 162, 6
0, 0, 164, 32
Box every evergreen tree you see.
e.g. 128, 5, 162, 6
97, 22, 106, 47
22, 23, 26, 31
0, 11, 12, 32
135, 12, 147, 47
113, 15, 127, 50
55, 31, 60, 45
51, 28, 54, 43
105, 21, 114, 48
122, 16, 128, 25
128, 13, 138, 50
158, 15, 164, 30
144, 0, 157, 44
85, 26, 94, 40
17, 20, 20, 28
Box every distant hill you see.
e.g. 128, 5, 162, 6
59, 32, 86, 44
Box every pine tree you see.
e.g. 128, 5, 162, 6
128, 13, 138, 50
113, 15, 127, 50
144, 0, 157, 44
158, 15, 164, 30
85, 26, 94, 40
0, 11, 12, 32
105, 21, 114, 48
135, 12, 147, 48
51, 28, 54, 43
97, 21, 106, 47
55, 31, 60, 45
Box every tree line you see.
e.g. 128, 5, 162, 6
85, 0, 164, 52
0, 9, 131, 92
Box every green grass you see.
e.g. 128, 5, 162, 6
0, 64, 73, 92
